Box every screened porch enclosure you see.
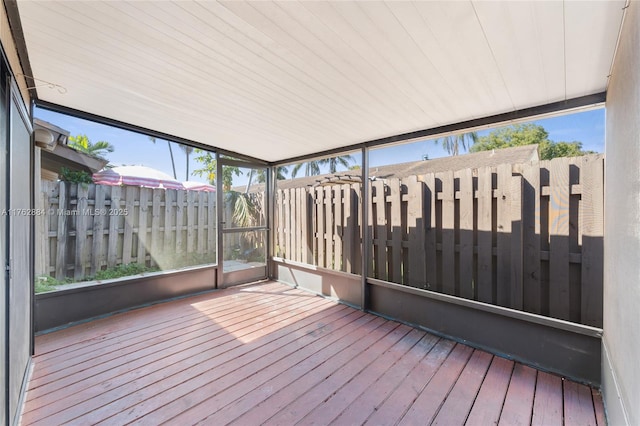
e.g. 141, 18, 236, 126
3, 1, 638, 425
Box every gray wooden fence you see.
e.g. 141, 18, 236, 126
275, 155, 604, 327
37, 182, 217, 281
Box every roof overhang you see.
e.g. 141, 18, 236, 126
13, 1, 625, 163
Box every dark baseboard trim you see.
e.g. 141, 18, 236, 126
35, 265, 217, 333
368, 279, 602, 385
273, 258, 362, 309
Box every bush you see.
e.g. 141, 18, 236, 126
59, 167, 93, 184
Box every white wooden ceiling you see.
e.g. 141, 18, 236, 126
17, 1, 624, 162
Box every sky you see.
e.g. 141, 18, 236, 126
35, 106, 605, 187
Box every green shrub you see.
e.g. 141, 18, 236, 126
92, 263, 160, 281
34, 275, 72, 293
59, 167, 93, 184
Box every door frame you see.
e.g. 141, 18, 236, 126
216, 156, 270, 288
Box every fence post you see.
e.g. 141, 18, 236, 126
55, 181, 68, 280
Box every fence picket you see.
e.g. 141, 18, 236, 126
107, 186, 120, 268
477, 167, 493, 303
372, 180, 388, 280
297, 188, 304, 263
389, 179, 403, 283
137, 188, 150, 266
90, 185, 106, 275
324, 186, 333, 269
423, 173, 437, 291
197, 191, 206, 254
186, 191, 195, 254
276, 190, 284, 257
353, 183, 363, 275
342, 184, 353, 273
55, 183, 68, 279
315, 187, 324, 267
151, 189, 162, 266
74, 184, 90, 280
122, 186, 136, 265
285, 189, 292, 261
175, 190, 184, 255
548, 158, 571, 320
580, 156, 604, 327
334, 186, 343, 271
522, 162, 542, 314
439, 171, 455, 295
457, 169, 474, 299
164, 189, 175, 255
496, 164, 512, 307
510, 175, 524, 310
406, 176, 425, 288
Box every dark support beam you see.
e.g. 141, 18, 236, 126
34, 100, 268, 166
216, 153, 224, 288
267, 165, 276, 280
361, 147, 370, 311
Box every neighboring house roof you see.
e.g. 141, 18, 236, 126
265, 144, 539, 191
34, 118, 108, 175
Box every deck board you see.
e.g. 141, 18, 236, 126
22, 281, 605, 425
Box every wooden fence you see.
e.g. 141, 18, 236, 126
37, 182, 217, 281
275, 155, 604, 327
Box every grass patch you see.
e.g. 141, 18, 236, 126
34, 276, 73, 293
34, 263, 161, 293
92, 263, 160, 281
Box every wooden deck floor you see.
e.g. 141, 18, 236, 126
22, 281, 605, 425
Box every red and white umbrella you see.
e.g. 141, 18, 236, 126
182, 180, 216, 192
93, 166, 185, 190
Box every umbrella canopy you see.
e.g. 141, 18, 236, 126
93, 166, 184, 190
182, 181, 216, 192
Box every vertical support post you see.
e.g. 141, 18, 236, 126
216, 152, 223, 289
361, 147, 370, 311
267, 165, 276, 280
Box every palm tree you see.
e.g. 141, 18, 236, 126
256, 166, 288, 183
68, 134, 114, 159
179, 145, 194, 180
291, 155, 353, 178
436, 132, 478, 156
323, 155, 352, 173
291, 161, 320, 178
149, 136, 177, 179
